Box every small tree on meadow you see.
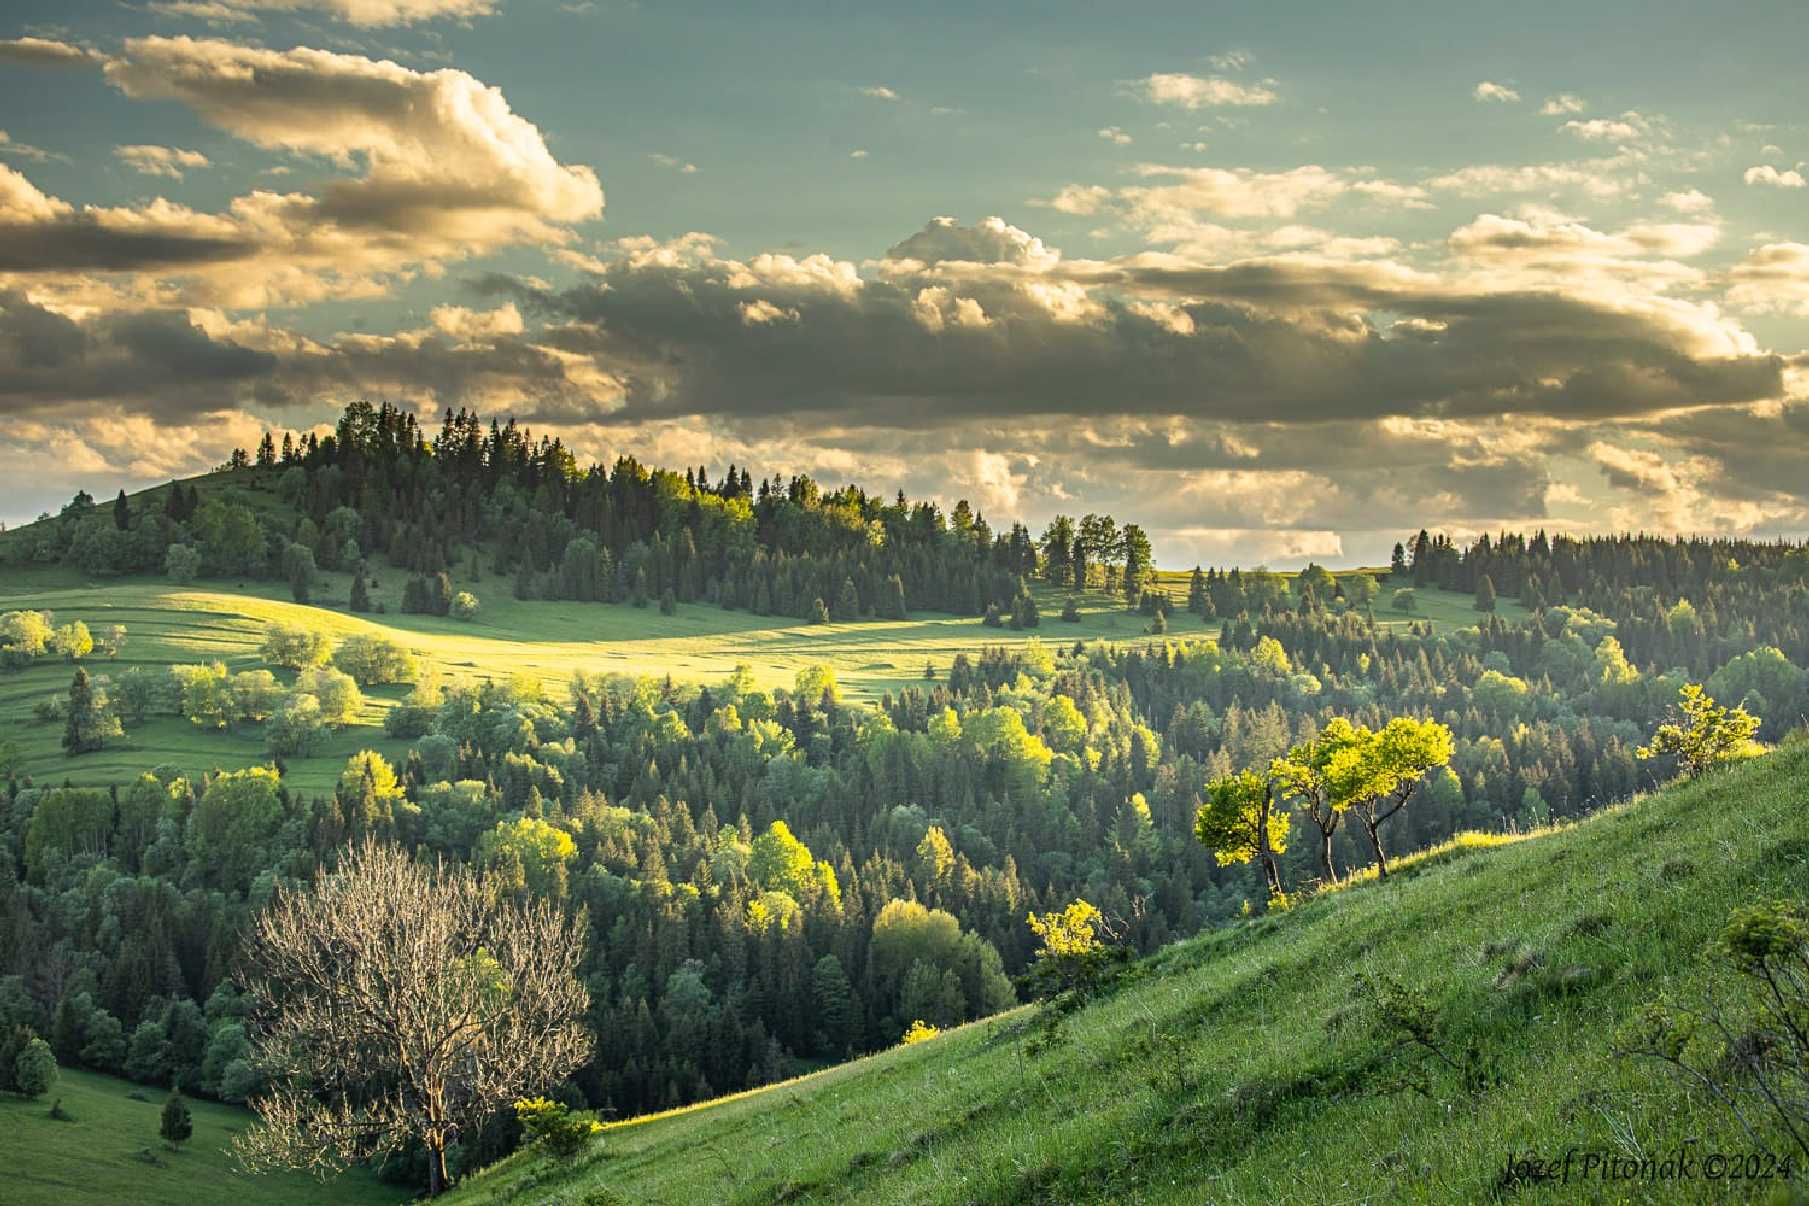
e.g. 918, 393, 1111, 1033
14, 1035, 57, 1098
1637, 683, 1761, 780
161, 1087, 193, 1149
62, 667, 122, 755
1392, 588, 1416, 613
1345, 717, 1454, 879
1270, 716, 1372, 885
1194, 769, 1289, 901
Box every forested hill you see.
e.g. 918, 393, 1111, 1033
8, 400, 1112, 624
448, 741, 1809, 1205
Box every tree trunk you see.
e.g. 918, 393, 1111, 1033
1362, 818, 1390, 880
427, 1139, 448, 1197
1319, 830, 1339, 885
1261, 853, 1282, 898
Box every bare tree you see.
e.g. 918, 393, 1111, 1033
233, 840, 592, 1196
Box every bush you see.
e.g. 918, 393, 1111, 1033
1061, 598, 1081, 623
160, 1089, 193, 1148
900, 1019, 941, 1045
1617, 899, 1809, 1164
163, 543, 201, 583
513, 1096, 601, 1161
451, 591, 480, 621
333, 633, 417, 686
262, 622, 333, 669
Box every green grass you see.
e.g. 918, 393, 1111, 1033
1, 562, 1509, 792
449, 742, 1809, 1205
0, 1067, 407, 1206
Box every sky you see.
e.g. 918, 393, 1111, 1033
1, 0, 1807, 568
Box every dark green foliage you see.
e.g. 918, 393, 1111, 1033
1474, 574, 1496, 612
15, 1035, 57, 1098
61, 667, 119, 755
160, 1088, 193, 1147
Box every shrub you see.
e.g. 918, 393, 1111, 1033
1024, 899, 1126, 1002
1061, 598, 1081, 623
513, 1096, 601, 1161
332, 633, 417, 686
451, 591, 480, 621
900, 1020, 941, 1045
1637, 683, 1762, 779
1616, 899, 1809, 1164
262, 623, 334, 669
160, 1089, 193, 1148
163, 543, 201, 583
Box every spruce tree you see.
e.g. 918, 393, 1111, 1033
1474, 574, 1497, 613
349, 567, 372, 613
62, 668, 119, 755
113, 490, 130, 531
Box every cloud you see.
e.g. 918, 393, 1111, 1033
1561, 113, 1649, 142
468, 216, 1782, 439
150, 0, 498, 26
114, 144, 211, 179
860, 85, 899, 100
849, 149, 869, 159
1661, 189, 1715, 215
1725, 242, 1809, 315
0, 38, 602, 304
1205, 51, 1252, 71
882, 215, 1060, 269
650, 153, 698, 174
1473, 81, 1521, 103
0, 132, 54, 163
1744, 165, 1807, 188
1097, 126, 1134, 145
1539, 94, 1586, 115
1133, 73, 1277, 109
0, 37, 105, 66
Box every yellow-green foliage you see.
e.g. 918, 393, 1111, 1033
1027, 900, 1102, 961
900, 1020, 941, 1045
1638, 682, 1763, 778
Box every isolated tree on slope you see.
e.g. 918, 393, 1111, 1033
1638, 683, 1761, 780
1346, 717, 1455, 879
1194, 768, 1289, 899
233, 841, 592, 1197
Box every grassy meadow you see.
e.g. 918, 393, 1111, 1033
449, 739, 1809, 1205
0, 1067, 406, 1206
0, 556, 1513, 793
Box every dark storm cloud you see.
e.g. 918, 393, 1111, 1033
0, 291, 275, 419
0, 220, 257, 272
490, 250, 1781, 428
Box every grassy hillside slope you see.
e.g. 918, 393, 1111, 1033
0, 1067, 406, 1206
451, 742, 1809, 1205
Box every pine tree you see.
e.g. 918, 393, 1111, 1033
113, 490, 130, 531
349, 567, 372, 613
